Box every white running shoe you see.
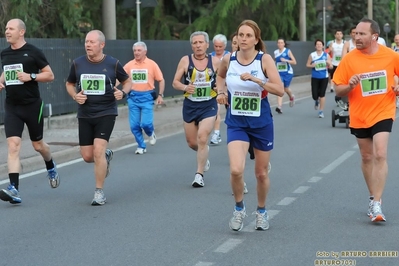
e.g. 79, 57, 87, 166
192, 173, 204, 187
243, 182, 248, 194
210, 132, 221, 145
149, 132, 157, 145
91, 189, 106, 206
135, 148, 147, 155
204, 145, 210, 172
229, 207, 247, 231
370, 200, 386, 222
254, 210, 269, 230
204, 159, 210, 172
289, 95, 295, 107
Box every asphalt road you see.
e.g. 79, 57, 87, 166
0, 92, 398, 266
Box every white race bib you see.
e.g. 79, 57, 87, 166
187, 82, 212, 102
4, 64, 24, 85
80, 74, 106, 95
131, 69, 148, 84
359, 70, 387, 97
230, 89, 261, 117
277, 62, 288, 72
314, 60, 327, 71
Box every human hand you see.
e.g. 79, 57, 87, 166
113, 87, 125, 100
216, 93, 228, 105
17, 71, 30, 82
184, 83, 196, 94
240, 72, 255, 82
74, 90, 87, 104
391, 85, 399, 96
349, 75, 360, 89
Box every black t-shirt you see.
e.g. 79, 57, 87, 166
67, 55, 129, 118
1, 43, 50, 105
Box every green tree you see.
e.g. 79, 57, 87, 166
308, 0, 393, 42
0, 0, 85, 38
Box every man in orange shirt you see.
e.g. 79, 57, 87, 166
333, 18, 399, 223
123, 42, 165, 154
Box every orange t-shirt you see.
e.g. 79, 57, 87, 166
123, 57, 164, 91
333, 45, 399, 128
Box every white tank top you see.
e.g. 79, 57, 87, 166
349, 39, 355, 51
331, 41, 344, 66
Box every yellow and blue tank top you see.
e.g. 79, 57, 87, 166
183, 55, 217, 102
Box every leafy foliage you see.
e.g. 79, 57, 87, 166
0, 0, 396, 41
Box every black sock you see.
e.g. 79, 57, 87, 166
196, 172, 203, 177
235, 200, 244, 209
45, 158, 55, 170
9, 173, 20, 190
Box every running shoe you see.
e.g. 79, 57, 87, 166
0, 184, 21, 204
314, 100, 319, 110
91, 189, 106, 206
232, 182, 249, 195
370, 200, 386, 222
47, 164, 60, 188
105, 149, 113, 178
318, 111, 324, 118
204, 145, 210, 172
192, 173, 204, 187
229, 206, 247, 231
210, 132, 221, 145
275, 107, 283, 114
149, 132, 157, 145
289, 95, 295, 107
254, 209, 270, 230
243, 182, 248, 194
135, 148, 147, 155
367, 196, 374, 217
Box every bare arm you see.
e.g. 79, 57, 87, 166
284, 50, 297, 65
260, 54, 284, 96
306, 54, 314, 68
0, 73, 4, 90
36, 65, 54, 82
335, 74, 360, 97
240, 54, 284, 97
172, 56, 195, 94
65, 81, 77, 100
341, 42, 350, 58
215, 55, 230, 105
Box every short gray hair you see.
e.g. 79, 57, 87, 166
213, 34, 227, 46
88, 30, 105, 43
133, 41, 147, 50
190, 31, 209, 43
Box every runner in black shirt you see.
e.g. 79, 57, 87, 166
0, 18, 60, 205
66, 30, 131, 206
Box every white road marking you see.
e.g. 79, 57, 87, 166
308, 176, 323, 183
319, 151, 355, 174
194, 262, 214, 266
293, 186, 310, 193
214, 238, 244, 253
277, 197, 297, 206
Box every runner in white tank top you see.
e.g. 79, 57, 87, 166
328, 30, 344, 92
342, 26, 356, 58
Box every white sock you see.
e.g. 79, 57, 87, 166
214, 130, 220, 134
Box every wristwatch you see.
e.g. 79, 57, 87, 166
159, 93, 164, 97
30, 73, 37, 81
